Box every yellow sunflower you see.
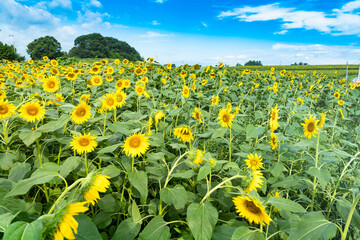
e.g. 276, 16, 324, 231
154, 111, 165, 124
334, 92, 340, 99
122, 133, 150, 158
338, 100, 344, 105
301, 115, 319, 139
217, 108, 235, 128
244, 170, 264, 193
91, 75, 103, 86
182, 86, 190, 98
70, 133, 97, 154
19, 101, 46, 123
43, 76, 60, 93
192, 107, 203, 124
115, 79, 125, 90
0, 100, 17, 120
270, 105, 280, 132
102, 93, 117, 111
135, 84, 145, 96
269, 133, 279, 150
233, 196, 272, 226
193, 149, 205, 166
115, 91, 127, 108
245, 153, 263, 171
71, 102, 91, 124
84, 174, 111, 205
80, 94, 91, 104
173, 126, 194, 143
318, 112, 326, 129
211, 95, 219, 105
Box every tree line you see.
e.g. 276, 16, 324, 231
0, 33, 143, 61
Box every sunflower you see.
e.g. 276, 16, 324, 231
269, 133, 279, 150
166, 62, 172, 70
245, 153, 263, 171
71, 102, 91, 124
193, 149, 205, 166
192, 107, 203, 124
233, 196, 272, 226
296, 97, 304, 106
334, 92, 340, 99
50, 59, 58, 67
338, 108, 345, 119
102, 93, 117, 111
0, 100, 17, 120
0, 90, 6, 100
43, 76, 60, 93
123, 59, 129, 65
244, 170, 264, 193
211, 95, 219, 105
89, 66, 101, 74
91, 75, 103, 86
301, 115, 319, 139
270, 105, 280, 132
318, 112, 326, 129
115, 79, 125, 90
122, 133, 150, 158
80, 94, 91, 104
53, 202, 89, 240
84, 174, 111, 205
66, 72, 77, 81
134, 68, 143, 75
147, 117, 153, 136
217, 108, 235, 128
135, 84, 145, 95
54, 94, 64, 105
115, 91, 127, 108
70, 133, 97, 154
19, 101, 46, 123
338, 100, 344, 105
173, 126, 194, 143
182, 86, 190, 98
155, 111, 165, 124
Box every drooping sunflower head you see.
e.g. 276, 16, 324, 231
154, 111, 165, 124
217, 108, 235, 128
70, 133, 97, 155
270, 105, 279, 122
301, 115, 319, 139
83, 174, 111, 205
191, 149, 205, 166
318, 112, 326, 129
244, 153, 263, 171
19, 101, 46, 123
233, 195, 272, 226
0, 100, 17, 120
269, 133, 279, 150
43, 76, 60, 93
173, 126, 194, 143
192, 107, 203, 123
71, 102, 91, 125
243, 169, 264, 193
122, 133, 150, 158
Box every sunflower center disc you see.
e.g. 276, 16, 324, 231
94, 78, 100, 83
107, 98, 114, 106
48, 81, 55, 88
251, 160, 258, 166
223, 114, 230, 122
79, 138, 90, 146
0, 105, 8, 114
245, 200, 261, 214
129, 137, 140, 148
76, 108, 86, 117
27, 106, 39, 116
307, 123, 314, 132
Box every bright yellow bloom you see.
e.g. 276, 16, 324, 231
147, 117, 153, 136
70, 133, 97, 154
301, 115, 319, 139
338, 108, 345, 119
233, 196, 272, 226
115, 91, 127, 108
269, 133, 279, 150
90, 75, 103, 86
71, 102, 91, 124
211, 95, 219, 105
84, 174, 111, 205
245, 153, 263, 171
173, 126, 194, 143
338, 100, 344, 105
102, 93, 117, 111
270, 105, 280, 132
182, 85, 190, 98
244, 170, 264, 193
217, 108, 235, 128
43, 76, 60, 93
19, 101, 46, 123
318, 112, 326, 129
193, 149, 205, 166
0, 100, 17, 120
135, 84, 145, 96
154, 111, 165, 124
122, 133, 150, 158
192, 107, 203, 124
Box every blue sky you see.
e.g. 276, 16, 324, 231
1, 0, 360, 65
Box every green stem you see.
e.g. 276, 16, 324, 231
200, 174, 243, 204
132, 156, 135, 172
84, 153, 88, 175
103, 112, 107, 136
2, 120, 9, 150
36, 138, 43, 166
341, 193, 360, 240
163, 151, 189, 189
310, 132, 320, 211
47, 178, 83, 214
229, 127, 232, 162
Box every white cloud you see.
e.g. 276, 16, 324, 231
154, 0, 168, 3
89, 0, 102, 8
49, 0, 71, 9
218, 2, 360, 36
201, 22, 207, 27
274, 30, 288, 35
151, 20, 160, 25
140, 31, 174, 38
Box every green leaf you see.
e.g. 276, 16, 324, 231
112, 217, 141, 240
131, 201, 142, 224
138, 216, 170, 240
186, 202, 218, 240
36, 114, 70, 133
74, 214, 102, 240
213, 225, 237, 240
172, 170, 195, 179
0, 212, 18, 233
268, 197, 306, 213
98, 195, 117, 213
108, 122, 132, 135
231, 226, 265, 240
99, 165, 121, 178
197, 166, 212, 181
160, 185, 187, 209
97, 143, 122, 154
307, 167, 331, 189
8, 163, 31, 182
0, 152, 17, 170
18, 130, 42, 147
246, 124, 264, 140
270, 162, 287, 179
59, 156, 81, 178
288, 212, 337, 240
212, 128, 228, 138
5, 165, 59, 197
3, 222, 27, 240
128, 171, 148, 203
3, 220, 42, 240
336, 198, 360, 229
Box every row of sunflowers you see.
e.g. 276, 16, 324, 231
0, 57, 359, 239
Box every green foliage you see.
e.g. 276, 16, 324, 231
0, 42, 24, 61
244, 60, 263, 66
68, 33, 142, 61
26, 36, 63, 60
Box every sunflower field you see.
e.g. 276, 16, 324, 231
0, 57, 359, 240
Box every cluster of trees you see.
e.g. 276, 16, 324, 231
291, 62, 308, 65
244, 60, 263, 66
0, 33, 143, 61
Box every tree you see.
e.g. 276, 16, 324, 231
244, 60, 262, 66
69, 33, 142, 61
0, 42, 24, 61
27, 36, 63, 60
